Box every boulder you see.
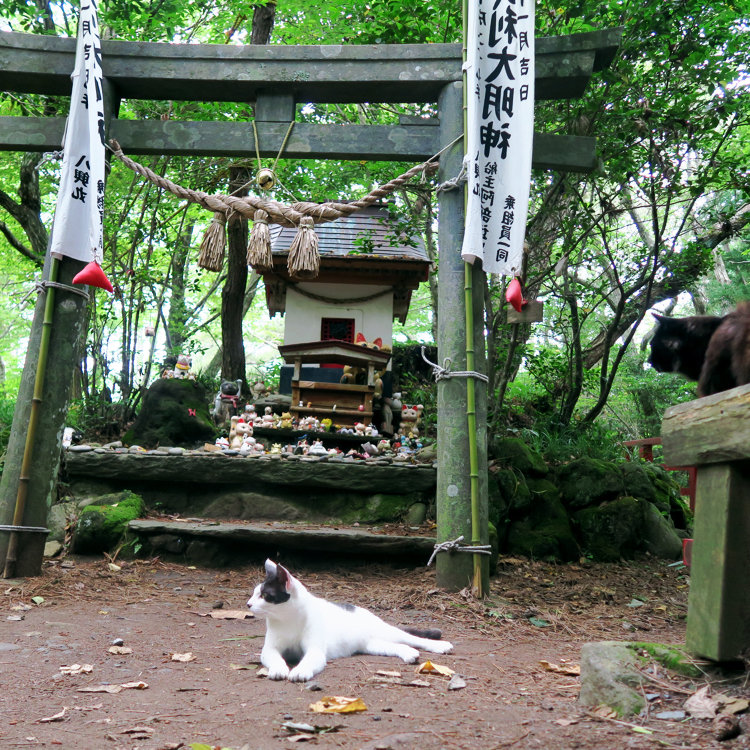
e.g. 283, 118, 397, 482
556, 458, 625, 509
490, 437, 548, 477
641, 502, 683, 560
73, 491, 145, 554
47, 501, 77, 543
578, 642, 646, 716
494, 468, 531, 515
123, 378, 216, 449
573, 496, 646, 561
506, 493, 579, 562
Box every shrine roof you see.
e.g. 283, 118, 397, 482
269, 204, 428, 263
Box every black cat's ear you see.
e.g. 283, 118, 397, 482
264, 559, 276, 575
651, 312, 666, 322
276, 564, 293, 591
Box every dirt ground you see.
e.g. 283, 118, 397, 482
1, 553, 748, 750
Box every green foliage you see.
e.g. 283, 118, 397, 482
0, 392, 16, 478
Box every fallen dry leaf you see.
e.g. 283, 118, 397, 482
309, 696, 367, 714
229, 663, 257, 671
416, 660, 454, 677
539, 660, 581, 676
107, 563, 121, 572
38, 707, 67, 723
554, 718, 579, 726
60, 664, 93, 675
720, 697, 749, 716
171, 652, 196, 663
77, 681, 148, 694
208, 609, 253, 620
376, 670, 402, 678
408, 678, 432, 688
591, 705, 618, 719
108, 646, 132, 655
121, 726, 154, 735
685, 685, 718, 719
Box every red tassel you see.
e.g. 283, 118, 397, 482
72, 261, 114, 293
506, 277, 526, 313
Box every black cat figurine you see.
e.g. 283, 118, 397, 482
649, 303, 750, 397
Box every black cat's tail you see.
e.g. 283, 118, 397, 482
402, 626, 442, 640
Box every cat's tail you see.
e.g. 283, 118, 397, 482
402, 626, 442, 641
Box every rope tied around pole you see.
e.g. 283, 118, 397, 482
33, 280, 90, 301
420, 346, 488, 384
426, 535, 492, 567
435, 153, 469, 194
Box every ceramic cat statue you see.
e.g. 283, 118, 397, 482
247, 560, 453, 682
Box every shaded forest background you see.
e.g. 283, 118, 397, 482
0, 0, 748, 463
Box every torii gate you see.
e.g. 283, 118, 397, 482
0, 28, 621, 589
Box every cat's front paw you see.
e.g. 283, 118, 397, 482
267, 665, 290, 681
432, 640, 454, 654
288, 666, 315, 682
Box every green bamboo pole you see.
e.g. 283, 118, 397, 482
3, 255, 60, 578
462, 0, 484, 597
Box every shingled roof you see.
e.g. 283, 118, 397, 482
269, 204, 428, 261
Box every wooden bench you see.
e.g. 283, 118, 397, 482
661, 383, 750, 661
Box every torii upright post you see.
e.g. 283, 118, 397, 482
435, 82, 490, 593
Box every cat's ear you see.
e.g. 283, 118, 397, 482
264, 559, 277, 575
651, 312, 667, 323
276, 564, 294, 592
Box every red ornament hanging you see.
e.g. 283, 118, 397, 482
72, 261, 114, 293
505, 277, 526, 313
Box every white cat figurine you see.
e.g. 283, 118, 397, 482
247, 559, 453, 682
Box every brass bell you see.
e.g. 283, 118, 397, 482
256, 168, 276, 191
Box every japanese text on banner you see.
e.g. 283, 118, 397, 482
461, 0, 535, 276
50, 0, 106, 264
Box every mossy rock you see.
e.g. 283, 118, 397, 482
488, 521, 499, 576
73, 491, 145, 554
494, 468, 531, 516
644, 464, 692, 530
526, 477, 561, 505
574, 496, 646, 562
556, 458, 625, 509
490, 437, 548, 477
641, 502, 683, 560
506, 494, 580, 562
123, 378, 216, 449
630, 642, 702, 678
620, 462, 657, 505
488, 474, 509, 527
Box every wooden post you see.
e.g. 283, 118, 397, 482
661, 383, 750, 661
0, 80, 120, 569
435, 82, 489, 592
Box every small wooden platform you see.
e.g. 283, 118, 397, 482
278, 340, 392, 427
662, 383, 750, 662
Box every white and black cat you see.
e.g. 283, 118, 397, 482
247, 559, 453, 682
649, 303, 750, 397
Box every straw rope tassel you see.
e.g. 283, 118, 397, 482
287, 216, 319, 279
198, 211, 227, 271
247, 209, 273, 272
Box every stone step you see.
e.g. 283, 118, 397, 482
129, 519, 436, 564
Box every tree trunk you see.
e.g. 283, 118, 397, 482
220, 169, 250, 387
251, 3, 276, 44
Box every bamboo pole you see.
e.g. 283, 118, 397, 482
462, 0, 484, 598
3, 255, 60, 578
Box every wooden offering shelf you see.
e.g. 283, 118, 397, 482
278, 340, 392, 428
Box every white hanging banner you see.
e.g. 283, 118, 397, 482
50, 0, 106, 264
461, 0, 535, 275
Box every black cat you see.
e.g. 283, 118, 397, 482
649, 303, 750, 397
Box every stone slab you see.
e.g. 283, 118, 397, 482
129, 519, 435, 561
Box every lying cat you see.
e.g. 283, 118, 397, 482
247, 560, 453, 682
649, 303, 750, 396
